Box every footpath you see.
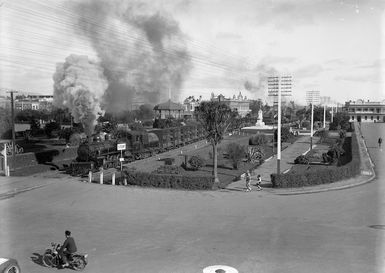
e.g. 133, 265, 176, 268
225, 129, 376, 195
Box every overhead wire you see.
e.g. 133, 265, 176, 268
4, 0, 257, 78
1, 0, 262, 94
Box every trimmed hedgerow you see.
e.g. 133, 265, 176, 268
271, 134, 360, 188
122, 170, 214, 190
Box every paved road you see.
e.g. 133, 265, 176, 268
0, 123, 384, 273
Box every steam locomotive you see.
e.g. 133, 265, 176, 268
69, 124, 206, 176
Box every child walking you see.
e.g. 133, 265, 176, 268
256, 174, 262, 191
245, 170, 251, 192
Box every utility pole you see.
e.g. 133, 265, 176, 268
323, 104, 326, 128
268, 75, 292, 175
6, 90, 18, 170
306, 91, 320, 151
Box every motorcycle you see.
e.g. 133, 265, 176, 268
42, 242, 88, 271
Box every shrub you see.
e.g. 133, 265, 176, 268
249, 134, 268, 145
246, 146, 264, 163
164, 157, 175, 165
122, 171, 214, 190
188, 155, 206, 170
315, 129, 327, 143
271, 134, 360, 188
44, 122, 61, 138
274, 126, 293, 142
302, 121, 310, 129
322, 152, 332, 164
294, 155, 309, 164
226, 142, 246, 169
327, 144, 345, 162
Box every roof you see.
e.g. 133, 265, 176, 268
154, 99, 184, 111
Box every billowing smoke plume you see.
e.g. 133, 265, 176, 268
75, 0, 192, 112
53, 55, 108, 136
244, 64, 278, 98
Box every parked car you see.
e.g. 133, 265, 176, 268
0, 258, 20, 273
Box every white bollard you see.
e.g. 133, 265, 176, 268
124, 178, 127, 186
100, 171, 103, 184
112, 173, 115, 185
88, 171, 92, 183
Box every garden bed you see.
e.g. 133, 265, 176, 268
271, 130, 360, 188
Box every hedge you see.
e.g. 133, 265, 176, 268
122, 170, 214, 190
271, 133, 360, 188
8, 146, 78, 170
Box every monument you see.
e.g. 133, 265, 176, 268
255, 109, 265, 127
241, 109, 273, 131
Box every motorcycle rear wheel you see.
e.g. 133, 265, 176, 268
72, 257, 86, 271
42, 253, 58, 268
4, 263, 20, 273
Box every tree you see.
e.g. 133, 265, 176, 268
249, 99, 263, 115
329, 111, 350, 130
226, 142, 246, 169
295, 107, 310, 127
194, 101, 237, 188
0, 107, 12, 139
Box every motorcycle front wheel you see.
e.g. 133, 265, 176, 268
42, 253, 58, 268
72, 256, 86, 271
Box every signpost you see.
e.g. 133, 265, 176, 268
268, 75, 292, 175
306, 91, 320, 150
117, 143, 126, 184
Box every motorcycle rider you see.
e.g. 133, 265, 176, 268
59, 230, 77, 268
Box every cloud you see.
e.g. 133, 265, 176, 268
334, 74, 381, 83
295, 64, 324, 78
216, 32, 243, 40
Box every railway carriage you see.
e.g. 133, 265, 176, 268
68, 123, 206, 176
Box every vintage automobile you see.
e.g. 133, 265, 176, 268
0, 258, 20, 273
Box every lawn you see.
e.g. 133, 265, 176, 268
129, 132, 303, 188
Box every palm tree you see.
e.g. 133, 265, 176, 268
194, 101, 237, 189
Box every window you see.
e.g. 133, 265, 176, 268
365, 116, 367, 120
351, 116, 354, 120
377, 116, 380, 120
371, 116, 373, 120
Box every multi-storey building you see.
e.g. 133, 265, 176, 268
13, 94, 54, 111
344, 99, 385, 123
210, 92, 251, 117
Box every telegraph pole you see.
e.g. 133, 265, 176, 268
6, 90, 18, 170
268, 75, 292, 175
306, 91, 320, 151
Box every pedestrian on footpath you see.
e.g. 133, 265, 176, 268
255, 174, 262, 191
245, 170, 251, 192
379, 137, 382, 148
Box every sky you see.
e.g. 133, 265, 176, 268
0, 0, 384, 106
